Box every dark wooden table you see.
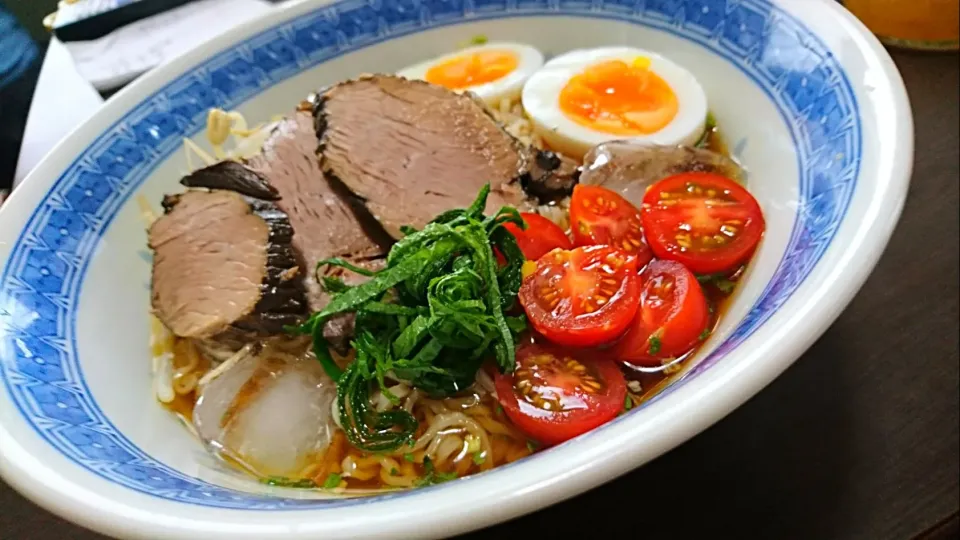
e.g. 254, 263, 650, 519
2, 49, 957, 540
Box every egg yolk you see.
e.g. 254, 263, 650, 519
425, 50, 519, 90
559, 58, 679, 136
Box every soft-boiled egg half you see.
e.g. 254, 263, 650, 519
522, 47, 708, 158
398, 42, 544, 105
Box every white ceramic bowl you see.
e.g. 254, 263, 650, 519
0, 0, 912, 538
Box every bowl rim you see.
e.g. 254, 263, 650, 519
0, 0, 912, 538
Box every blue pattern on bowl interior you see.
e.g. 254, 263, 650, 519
0, 0, 860, 509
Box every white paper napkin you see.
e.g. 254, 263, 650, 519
15, 0, 293, 189
62, 0, 275, 91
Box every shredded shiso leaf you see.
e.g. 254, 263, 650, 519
293, 185, 528, 452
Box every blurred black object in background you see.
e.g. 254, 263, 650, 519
54, 0, 199, 41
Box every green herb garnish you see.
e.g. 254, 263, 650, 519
472, 452, 485, 465
624, 395, 634, 411
403, 453, 415, 462
696, 273, 718, 283
459, 34, 489, 48
696, 272, 737, 294
647, 335, 662, 356
698, 328, 712, 341
416, 457, 458, 486
264, 476, 317, 488
294, 185, 527, 453
526, 440, 539, 453
321, 275, 350, 294
322, 473, 342, 489
694, 112, 718, 149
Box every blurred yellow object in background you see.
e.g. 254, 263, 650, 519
844, 0, 959, 51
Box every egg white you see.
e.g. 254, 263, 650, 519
397, 42, 545, 105
521, 46, 708, 158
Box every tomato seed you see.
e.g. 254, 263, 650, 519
582, 380, 602, 393
605, 253, 624, 265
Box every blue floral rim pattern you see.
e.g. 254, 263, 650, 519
0, 0, 860, 510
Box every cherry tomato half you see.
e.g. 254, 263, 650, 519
570, 184, 653, 267
519, 245, 640, 347
495, 342, 627, 446
641, 172, 765, 275
503, 212, 573, 261
611, 260, 710, 367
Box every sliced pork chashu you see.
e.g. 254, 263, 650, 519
245, 112, 390, 351
151, 111, 391, 349
316, 75, 568, 236
244, 111, 390, 310
150, 81, 581, 348
150, 189, 304, 342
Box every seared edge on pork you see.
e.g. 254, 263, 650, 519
245, 111, 390, 311
180, 160, 280, 201
313, 74, 579, 237
150, 188, 307, 343
151, 110, 394, 351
